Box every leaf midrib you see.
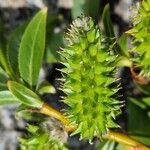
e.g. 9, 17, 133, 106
29, 17, 43, 86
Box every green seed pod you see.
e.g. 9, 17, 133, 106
20, 123, 68, 150
128, 0, 150, 77
60, 16, 121, 141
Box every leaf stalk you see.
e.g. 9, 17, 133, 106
40, 103, 76, 131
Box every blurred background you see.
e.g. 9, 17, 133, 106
0, 0, 140, 149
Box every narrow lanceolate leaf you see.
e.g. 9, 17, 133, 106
7, 22, 27, 76
118, 34, 129, 57
0, 90, 19, 105
7, 81, 43, 108
37, 81, 56, 95
0, 67, 8, 81
0, 83, 7, 91
19, 8, 47, 87
0, 21, 16, 80
71, 0, 101, 21
102, 4, 130, 59
102, 4, 115, 38
0, 47, 16, 80
0, 68, 8, 90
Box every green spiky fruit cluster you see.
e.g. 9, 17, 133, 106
20, 124, 68, 150
60, 16, 121, 140
128, 0, 150, 76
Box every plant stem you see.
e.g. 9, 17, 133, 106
40, 103, 150, 149
103, 131, 150, 150
40, 103, 76, 131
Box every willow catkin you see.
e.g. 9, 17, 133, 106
60, 16, 122, 141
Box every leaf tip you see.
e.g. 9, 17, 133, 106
41, 7, 48, 15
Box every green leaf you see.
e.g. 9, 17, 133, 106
0, 67, 8, 90
118, 34, 129, 57
97, 141, 125, 150
127, 101, 150, 145
142, 97, 150, 106
19, 8, 47, 87
84, 0, 101, 21
0, 67, 8, 81
129, 97, 147, 109
15, 104, 45, 121
16, 104, 29, 112
20, 124, 68, 150
136, 83, 150, 95
101, 4, 129, 58
0, 21, 16, 80
44, 15, 61, 63
0, 90, 19, 105
127, 100, 150, 137
71, 0, 85, 19
37, 81, 56, 94
97, 140, 115, 150
7, 81, 43, 108
27, 124, 39, 133
102, 4, 115, 38
7, 22, 27, 76
116, 144, 125, 150
45, 32, 63, 63
115, 56, 132, 67
0, 82, 7, 91
0, 46, 16, 79
0, 18, 6, 50
72, 0, 101, 21
130, 135, 150, 146
0, 47, 8, 73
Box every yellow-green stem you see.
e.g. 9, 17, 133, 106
103, 131, 150, 150
40, 103, 150, 149
40, 103, 76, 131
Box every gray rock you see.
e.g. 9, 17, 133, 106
0, 0, 46, 8
0, 130, 21, 150
114, 0, 132, 22
0, 106, 25, 150
57, 0, 73, 9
